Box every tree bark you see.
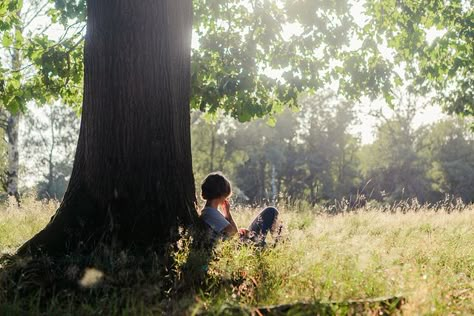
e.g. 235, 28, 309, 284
18, 0, 197, 256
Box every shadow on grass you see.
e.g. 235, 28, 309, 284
0, 225, 215, 315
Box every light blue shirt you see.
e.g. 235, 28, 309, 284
200, 207, 230, 241
199, 207, 230, 272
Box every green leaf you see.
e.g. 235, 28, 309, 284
2, 32, 12, 47
11, 78, 20, 90
266, 115, 277, 127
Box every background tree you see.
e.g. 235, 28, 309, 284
420, 118, 474, 203
1, 0, 29, 200
0, 0, 84, 201
358, 97, 434, 202
295, 93, 360, 203
191, 0, 355, 120
331, 106, 361, 198
191, 92, 361, 205
232, 119, 280, 203
0, 127, 9, 194
348, 0, 474, 116
191, 111, 247, 193
22, 103, 79, 200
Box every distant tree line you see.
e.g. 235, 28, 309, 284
192, 92, 474, 205
4, 92, 473, 205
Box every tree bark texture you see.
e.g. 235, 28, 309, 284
19, 0, 197, 256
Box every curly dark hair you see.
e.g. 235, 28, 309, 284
201, 172, 232, 200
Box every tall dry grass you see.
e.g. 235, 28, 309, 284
0, 198, 472, 315
0, 196, 57, 253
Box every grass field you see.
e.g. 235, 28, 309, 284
0, 197, 473, 315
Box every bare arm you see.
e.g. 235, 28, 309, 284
221, 200, 238, 236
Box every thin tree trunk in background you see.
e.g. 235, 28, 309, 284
339, 149, 346, 185
209, 126, 215, 172
218, 143, 226, 171
46, 107, 55, 198
271, 164, 277, 204
309, 179, 317, 204
258, 158, 266, 202
19, 0, 197, 256
6, 113, 20, 201
6, 21, 23, 203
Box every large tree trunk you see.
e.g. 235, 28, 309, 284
19, 0, 197, 256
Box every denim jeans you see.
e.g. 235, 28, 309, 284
246, 207, 279, 246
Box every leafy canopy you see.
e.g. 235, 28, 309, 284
0, 0, 84, 113
1, 0, 472, 119
2, 0, 356, 118
358, 0, 473, 115
193, 0, 354, 120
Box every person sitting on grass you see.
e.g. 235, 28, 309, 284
199, 172, 280, 247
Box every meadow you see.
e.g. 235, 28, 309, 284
0, 197, 473, 315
